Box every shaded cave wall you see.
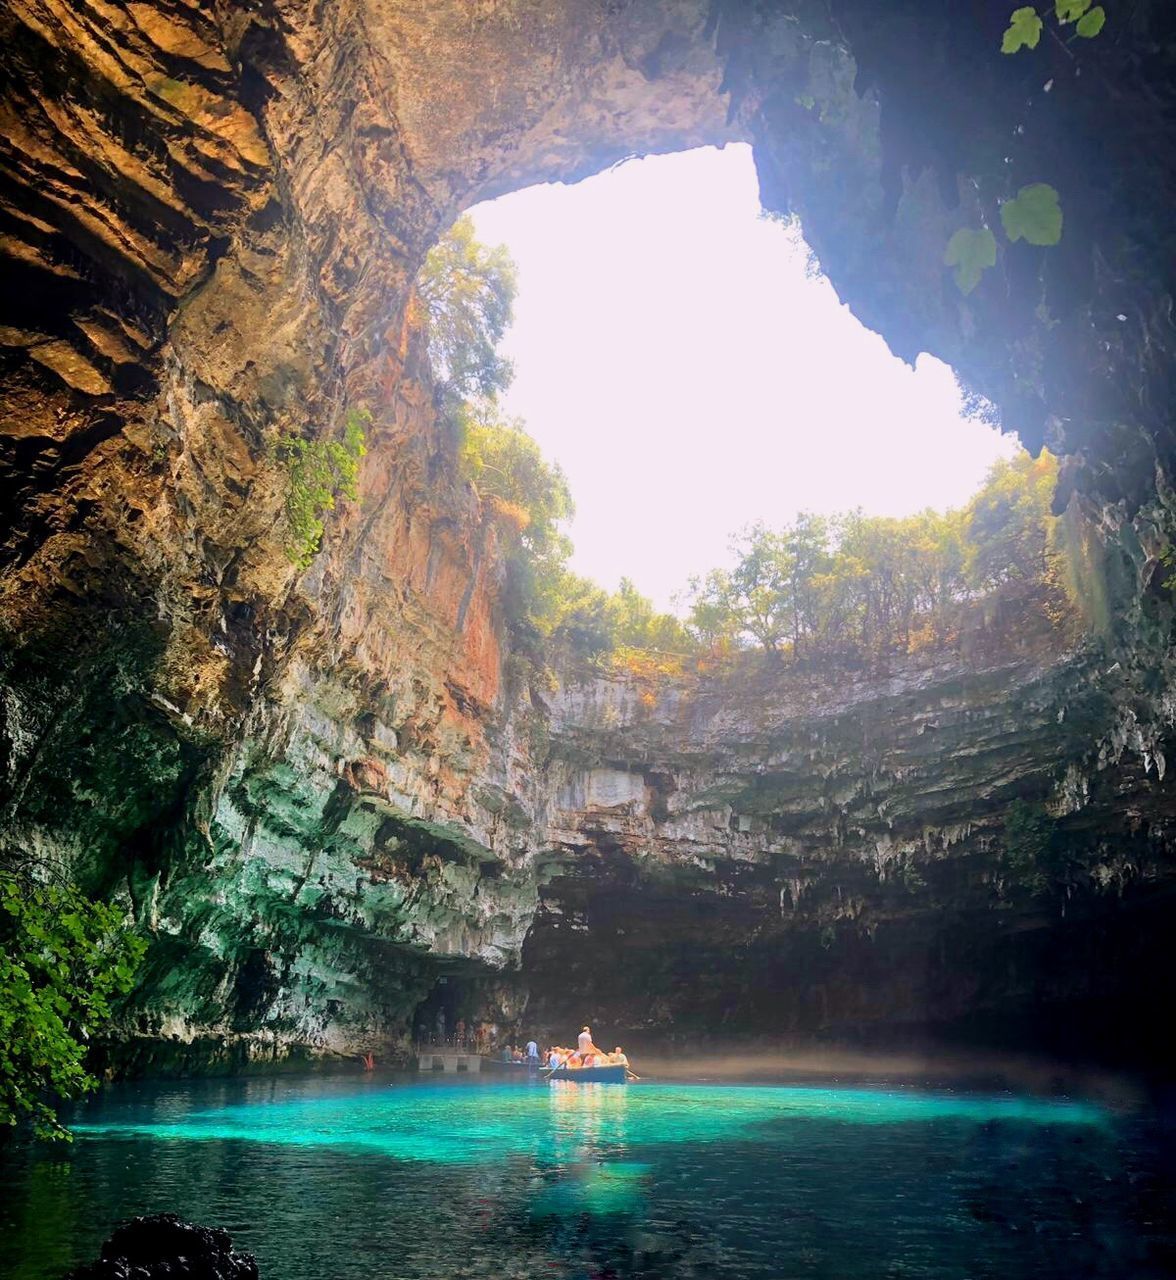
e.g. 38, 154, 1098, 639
520, 648, 1176, 1063
1, 0, 1175, 1066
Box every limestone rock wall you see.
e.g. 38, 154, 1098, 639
1, 0, 1175, 1068
526, 645, 1176, 1057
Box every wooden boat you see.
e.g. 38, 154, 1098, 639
482, 1056, 541, 1073
546, 1063, 628, 1083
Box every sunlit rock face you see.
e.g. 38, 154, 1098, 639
1, 0, 1175, 1068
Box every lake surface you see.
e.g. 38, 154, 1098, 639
2, 1072, 1174, 1279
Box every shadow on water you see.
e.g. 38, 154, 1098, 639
1, 1065, 1175, 1280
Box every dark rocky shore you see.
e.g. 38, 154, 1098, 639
67, 1215, 257, 1280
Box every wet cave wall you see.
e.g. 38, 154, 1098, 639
524, 653, 1176, 1064
1, 0, 1175, 1070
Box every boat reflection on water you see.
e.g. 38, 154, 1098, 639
534, 1082, 649, 1220
548, 1079, 629, 1153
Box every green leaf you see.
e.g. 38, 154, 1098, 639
1002, 7, 1043, 52
1076, 5, 1105, 36
1000, 183, 1064, 245
944, 227, 997, 295
0, 872, 145, 1141
1055, 0, 1091, 22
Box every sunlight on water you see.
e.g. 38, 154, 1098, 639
73, 1080, 1107, 1166
4, 1075, 1163, 1280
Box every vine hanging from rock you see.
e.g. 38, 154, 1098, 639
943, 0, 1106, 294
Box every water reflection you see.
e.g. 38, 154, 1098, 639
68, 1077, 1108, 1164
536, 1083, 648, 1220
548, 1080, 630, 1157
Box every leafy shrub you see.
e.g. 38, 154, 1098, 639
278, 408, 369, 568
0, 871, 146, 1140
458, 397, 573, 562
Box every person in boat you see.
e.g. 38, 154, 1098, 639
609, 1048, 629, 1067
577, 1026, 604, 1060
525, 1038, 539, 1064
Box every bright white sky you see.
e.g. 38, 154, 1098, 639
469, 143, 1017, 611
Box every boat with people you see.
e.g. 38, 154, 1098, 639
546, 1062, 629, 1083
543, 1025, 637, 1084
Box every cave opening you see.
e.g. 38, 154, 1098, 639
433, 141, 1019, 616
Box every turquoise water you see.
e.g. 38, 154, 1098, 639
1, 1074, 1172, 1278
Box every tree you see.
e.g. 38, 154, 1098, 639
965, 450, 1059, 591
686, 568, 742, 653
687, 519, 832, 657
417, 215, 517, 414
905, 508, 969, 640
458, 397, 573, 563
835, 512, 925, 655
683, 448, 1070, 663
0, 870, 146, 1140
605, 578, 690, 652
530, 567, 615, 657
780, 512, 832, 657
456, 398, 588, 648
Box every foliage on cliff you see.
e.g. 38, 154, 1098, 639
511, 567, 691, 663
455, 409, 692, 654
421, 221, 685, 660
277, 409, 369, 569
686, 450, 1074, 662
0, 871, 145, 1140
452, 396, 584, 647
457, 397, 573, 562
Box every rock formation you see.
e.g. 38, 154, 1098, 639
2, 0, 1175, 1068
67, 1213, 258, 1280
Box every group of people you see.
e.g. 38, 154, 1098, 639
423, 1016, 504, 1053
499, 1039, 542, 1064
493, 1025, 633, 1074
422, 1016, 634, 1076
546, 1026, 630, 1072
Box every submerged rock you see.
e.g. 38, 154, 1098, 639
67, 1214, 258, 1280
